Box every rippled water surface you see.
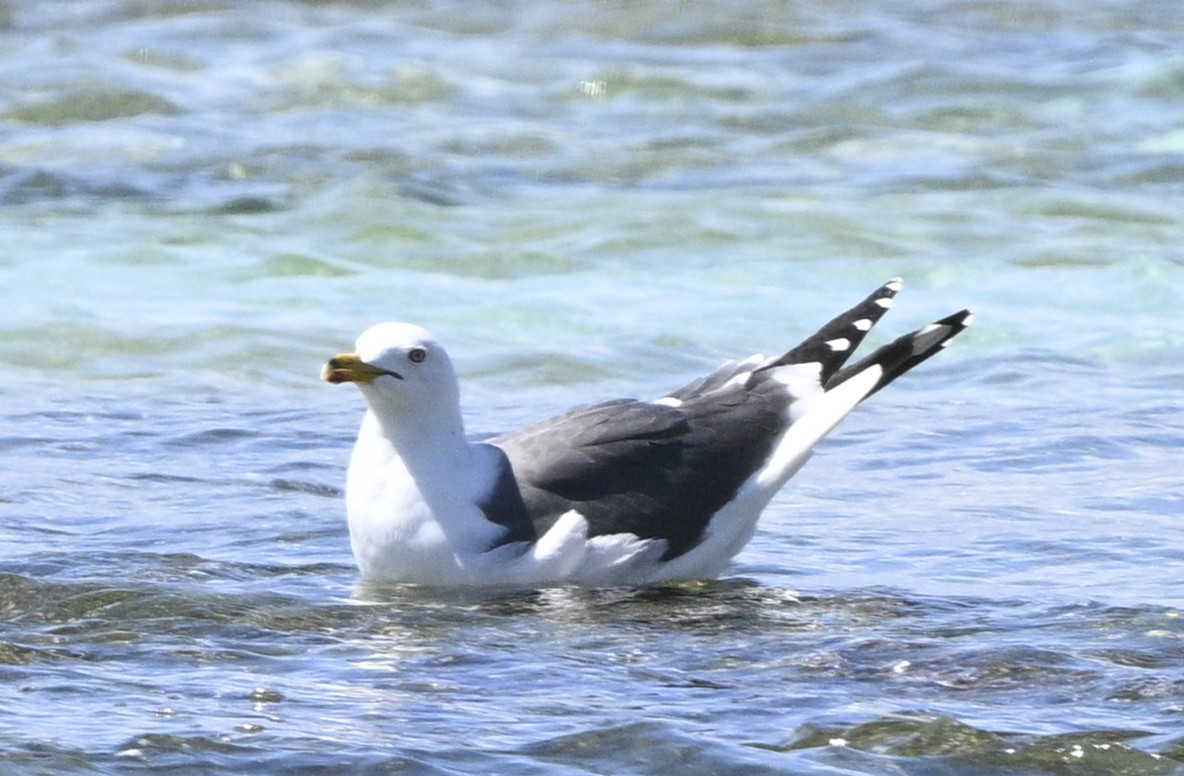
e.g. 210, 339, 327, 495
2, 0, 1183, 773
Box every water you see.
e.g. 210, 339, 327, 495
2, 0, 1183, 772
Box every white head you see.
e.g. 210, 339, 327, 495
322, 323, 461, 427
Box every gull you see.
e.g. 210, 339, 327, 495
322, 278, 971, 587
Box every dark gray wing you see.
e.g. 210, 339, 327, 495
487, 389, 788, 561
477, 278, 970, 562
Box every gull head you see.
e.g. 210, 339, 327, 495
322, 323, 459, 415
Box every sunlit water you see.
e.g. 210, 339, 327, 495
2, 1, 1183, 773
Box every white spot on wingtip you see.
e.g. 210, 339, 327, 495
885, 277, 903, 292
652, 396, 683, 408
826, 338, 851, 352
962, 312, 975, 326
874, 296, 894, 309
852, 318, 873, 331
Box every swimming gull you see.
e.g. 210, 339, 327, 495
322, 278, 971, 586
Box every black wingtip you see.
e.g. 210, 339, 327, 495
826, 307, 972, 397
765, 277, 905, 383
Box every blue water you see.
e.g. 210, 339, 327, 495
2, 0, 1184, 773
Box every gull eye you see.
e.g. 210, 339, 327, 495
408, 347, 427, 364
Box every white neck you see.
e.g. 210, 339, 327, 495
357, 389, 502, 548
345, 379, 510, 583
364, 394, 471, 488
